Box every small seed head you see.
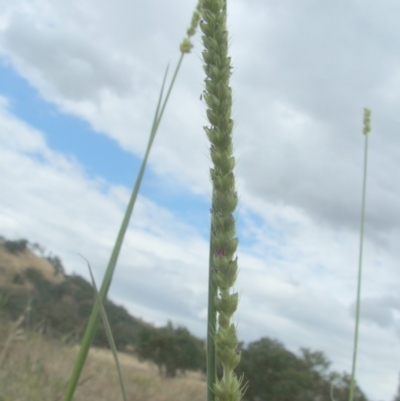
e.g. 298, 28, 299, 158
363, 108, 371, 136
180, 38, 193, 54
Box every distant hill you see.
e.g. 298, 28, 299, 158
0, 235, 206, 379
0, 235, 373, 400
0, 236, 148, 348
0, 237, 64, 289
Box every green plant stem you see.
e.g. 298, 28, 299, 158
62, 60, 183, 401
348, 108, 371, 401
62, 3, 203, 397
81, 255, 128, 401
207, 220, 217, 401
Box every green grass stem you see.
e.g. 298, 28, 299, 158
62, 64, 170, 401
62, 5, 202, 398
207, 222, 217, 401
81, 255, 128, 401
348, 108, 371, 401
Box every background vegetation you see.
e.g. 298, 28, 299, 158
0, 235, 378, 401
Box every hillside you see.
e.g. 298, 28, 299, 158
0, 237, 63, 289
0, 237, 151, 348
0, 235, 372, 401
0, 236, 206, 378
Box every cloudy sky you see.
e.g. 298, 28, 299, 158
1, 0, 400, 399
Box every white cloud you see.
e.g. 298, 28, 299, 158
2, 14, 134, 101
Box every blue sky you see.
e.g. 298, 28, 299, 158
1, 1, 400, 400
0, 60, 217, 238
0, 59, 268, 245
0, 61, 141, 185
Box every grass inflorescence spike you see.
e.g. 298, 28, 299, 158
200, 1, 244, 400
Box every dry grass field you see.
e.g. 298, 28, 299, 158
0, 319, 207, 401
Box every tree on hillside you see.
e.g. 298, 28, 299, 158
45, 254, 65, 276
297, 348, 331, 401
237, 338, 370, 401
94, 301, 140, 349
136, 323, 178, 376
238, 337, 310, 401
3, 239, 28, 254
173, 326, 205, 374
135, 322, 205, 377
328, 371, 369, 401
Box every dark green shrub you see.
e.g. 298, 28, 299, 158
135, 322, 205, 377
12, 273, 25, 285
3, 239, 28, 254
45, 255, 65, 276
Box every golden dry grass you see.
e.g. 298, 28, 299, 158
0, 320, 207, 401
0, 238, 64, 290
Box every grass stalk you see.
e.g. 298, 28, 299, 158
0, 299, 31, 369
62, 64, 170, 401
62, 4, 202, 399
81, 255, 128, 401
207, 222, 217, 401
348, 108, 371, 401
200, 1, 243, 400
